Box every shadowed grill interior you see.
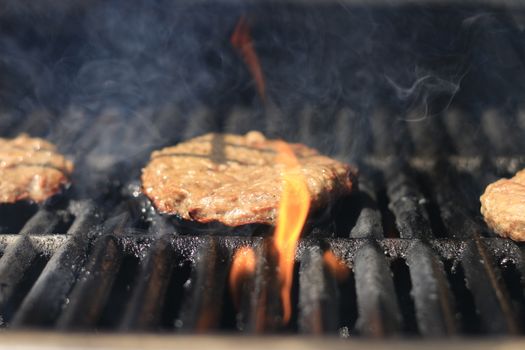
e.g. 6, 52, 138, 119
0, 0, 525, 339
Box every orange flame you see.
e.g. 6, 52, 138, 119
231, 16, 266, 101
273, 141, 311, 324
323, 251, 350, 282
229, 246, 257, 309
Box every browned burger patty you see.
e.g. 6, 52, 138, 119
0, 134, 74, 203
480, 169, 525, 241
141, 131, 357, 226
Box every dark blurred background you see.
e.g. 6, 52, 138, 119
0, 0, 524, 196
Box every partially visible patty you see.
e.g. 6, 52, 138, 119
480, 169, 525, 241
141, 131, 357, 227
0, 134, 74, 203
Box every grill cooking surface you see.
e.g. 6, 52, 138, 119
0, 1, 525, 339
0, 105, 524, 337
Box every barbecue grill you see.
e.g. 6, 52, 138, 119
1, 0, 525, 348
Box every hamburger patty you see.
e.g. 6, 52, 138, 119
480, 169, 525, 241
141, 131, 357, 226
0, 134, 74, 203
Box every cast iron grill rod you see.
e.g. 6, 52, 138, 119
0, 235, 66, 255
516, 244, 525, 309
243, 238, 288, 333
353, 241, 402, 337
0, 208, 62, 322
426, 162, 482, 239
482, 109, 525, 157
264, 103, 294, 141
369, 108, 396, 156
383, 160, 457, 335
461, 238, 521, 334
442, 108, 488, 156
224, 106, 265, 135
334, 107, 357, 158
230, 241, 260, 332
183, 107, 218, 140
405, 241, 457, 336
119, 234, 175, 331
56, 208, 131, 330
383, 161, 432, 240
349, 169, 383, 239
149, 103, 186, 146
428, 162, 520, 334
298, 243, 339, 334
10, 201, 100, 328
297, 105, 337, 154
176, 237, 231, 332
228, 237, 296, 333
405, 107, 453, 157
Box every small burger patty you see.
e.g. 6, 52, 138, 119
141, 131, 357, 226
480, 169, 525, 241
0, 134, 74, 203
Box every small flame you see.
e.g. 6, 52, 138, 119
231, 16, 266, 101
273, 141, 311, 324
229, 246, 257, 309
323, 251, 350, 282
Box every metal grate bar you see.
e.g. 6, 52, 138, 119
150, 103, 186, 146
442, 108, 487, 156
18, 209, 63, 236
9, 201, 99, 328
405, 241, 457, 336
264, 103, 299, 141
481, 108, 523, 156
426, 163, 520, 334
225, 106, 265, 135
425, 161, 482, 239
333, 107, 370, 162
353, 242, 401, 337
461, 239, 520, 334
229, 243, 259, 333
0, 209, 63, 322
55, 210, 131, 330
176, 238, 231, 332
406, 108, 453, 157
297, 105, 340, 155
183, 107, 219, 140
119, 235, 175, 331
244, 238, 286, 333
298, 244, 339, 334
349, 170, 383, 239
369, 108, 412, 157
384, 161, 432, 239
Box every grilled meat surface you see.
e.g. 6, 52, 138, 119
0, 134, 74, 203
141, 131, 357, 226
480, 169, 525, 241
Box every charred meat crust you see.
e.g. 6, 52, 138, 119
0, 134, 74, 204
480, 169, 525, 241
141, 131, 358, 227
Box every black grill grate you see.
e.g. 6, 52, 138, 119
0, 1, 525, 339
0, 107, 524, 336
